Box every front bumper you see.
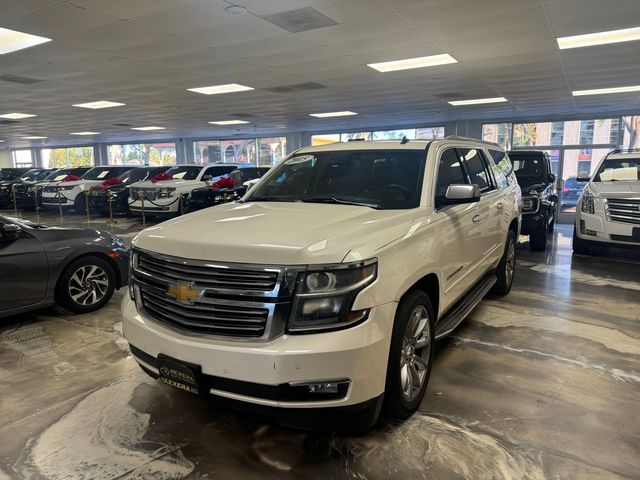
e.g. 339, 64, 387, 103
122, 296, 395, 411
576, 212, 640, 247
129, 197, 180, 214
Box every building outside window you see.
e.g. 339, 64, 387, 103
312, 126, 445, 146
107, 143, 176, 166
481, 123, 512, 149
12, 149, 34, 168
41, 147, 94, 168
194, 137, 286, 165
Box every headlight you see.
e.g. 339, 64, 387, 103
156, 187, 176, 198
581, 191, 595, 214
522, 196, 538, 212
129, 251, 138, 300
60, 185, 76, 191
288, 260, 377, 333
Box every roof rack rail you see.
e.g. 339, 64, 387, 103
445, 135, 501, 147
609, 148, 640, 154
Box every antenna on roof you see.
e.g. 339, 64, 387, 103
400, 135, 409, 144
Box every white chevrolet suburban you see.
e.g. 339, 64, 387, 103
574, 150, 640, 253
122, 138, 521, 430
128, 164, 244, 216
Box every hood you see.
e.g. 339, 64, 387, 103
519, 181, 547, 194
54, 179, 100, 188
589, 181, 640, 197
133, 202, 416, 265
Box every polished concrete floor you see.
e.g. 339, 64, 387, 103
1, 209, 639, 479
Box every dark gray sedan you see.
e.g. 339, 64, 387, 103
0, 216, 129, 318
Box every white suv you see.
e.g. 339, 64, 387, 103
128, 164, 242, 216
574, 150, 640, 254
122, 138, 521, 430
41, 166, 132, 213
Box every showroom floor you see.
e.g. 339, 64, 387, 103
1, 211, 639, 480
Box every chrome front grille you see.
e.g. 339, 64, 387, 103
605, 197, 640, 225
132, 250, 296, 340
130, 187, 157, 201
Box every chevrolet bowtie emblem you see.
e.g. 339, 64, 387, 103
167, 283, 203, 303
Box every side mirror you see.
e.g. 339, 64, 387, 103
1, 223, 22, 241
443, 184, 481, 205
577, 171, 590, 182
548, 173, 556, 183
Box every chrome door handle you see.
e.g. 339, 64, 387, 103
496, 203, 503, 210
472, 215, 481, 223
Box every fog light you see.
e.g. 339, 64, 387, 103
289, 379, 350, 399
308, 383, 338, 394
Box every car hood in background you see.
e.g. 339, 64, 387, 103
589, 181, 640, 196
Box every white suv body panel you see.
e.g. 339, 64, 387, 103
575, 153, 640, 246
40, 179, 101, 207
122, 140, 521, 411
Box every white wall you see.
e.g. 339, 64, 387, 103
0, 149, 12, 167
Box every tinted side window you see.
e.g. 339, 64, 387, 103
460, 148, 494, 193
435, 149, 467, 207
204, 166, 236, 178
485, 151, 509, 189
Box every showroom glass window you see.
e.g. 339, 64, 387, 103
12, 149, 34, 168
41, 147, 94, 168
107, 143, 176, 166
482, 123, 512, 149
621, 116, 640, 149
194, 137, 286, 165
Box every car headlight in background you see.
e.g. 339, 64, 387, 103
288, 260, 377, 333
522, 196, 538, 212
581, 191, 595, 214
155, 187, 176, 198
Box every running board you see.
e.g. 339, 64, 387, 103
435, 273, 497, 340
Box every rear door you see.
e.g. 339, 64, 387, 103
0, 219, 48, 312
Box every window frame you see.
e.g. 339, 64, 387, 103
458, 147, 497, 195
433, 147, 471, 210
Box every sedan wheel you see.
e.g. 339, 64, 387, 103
68, 264, 110, 306
56, 255, 116, 313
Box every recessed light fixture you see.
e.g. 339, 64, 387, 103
557, 26, 640, 50
367, 54, 457, 72
448, 97, 508, 106
0, 112, 37, 119
0, 27, 51, 55
309, 111, 358, 118
70, 131, 101, 135
22, 136, 47, 140
208, 120, 250, 125
225, 5, 248, 15
187, 83, 254, 95
72, 101, 125, 109
572, 85, 640, 96
131, 126, 166, 131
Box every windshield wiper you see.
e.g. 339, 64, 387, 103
302, 197, 382, 209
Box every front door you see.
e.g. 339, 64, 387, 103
0, 219, 48, 312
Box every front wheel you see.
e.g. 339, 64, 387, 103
529, 217, 549, 251
384, 290, 435, 418
56, 255, 116, 313
492, 230, 516, 295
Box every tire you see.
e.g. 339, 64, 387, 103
492, 230, 516, 295
73, 193, 87, 215
529, 217, 548, 251
572, 227, 591, 255
384, 290, 435, 419
56, 255, 116, 314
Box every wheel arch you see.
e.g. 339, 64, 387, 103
398, 272, 440, 321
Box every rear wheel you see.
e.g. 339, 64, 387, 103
384, 290, 435, 418
492, 230, 516, 295
56, 255, 116, 313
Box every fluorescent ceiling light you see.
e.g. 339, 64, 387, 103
187, 83, 254, 95
70, 131, 100, 135
572, 85, 640, 96
558, 26, 640, 50
367, 54, 457, 72
208, 120, 250, 125
448, 97, 508, 106
0, 140, 4, 143
72, 101, 125, 109
0, 112, 37, 119
0, 27, 51, 55
131, 126, 166, 131
22, 136, 47, 140
309, 111, 358, 118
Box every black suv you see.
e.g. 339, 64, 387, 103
0, 168, 31, 207
508, 150, 558, 251
13, 167, 91, 210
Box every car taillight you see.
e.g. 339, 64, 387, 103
562, 187, 569, 193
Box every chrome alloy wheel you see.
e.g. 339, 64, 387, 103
68, 265, 109, 306
505, 239, 515, 287
400, 305, 432, 402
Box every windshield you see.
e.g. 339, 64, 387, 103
245, 150, 426, 210
81, 167, 130, 181
509, 154, 545, 181
121, 167, 163, 183
165, 166, 202, 180
593, 157, 640, 182
0, 170, 22, 181
20, 169, 47, 181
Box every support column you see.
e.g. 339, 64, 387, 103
176, 138, 192, 164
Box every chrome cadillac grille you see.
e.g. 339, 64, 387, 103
605, 197, 640, 225
132, 250, 295, 340
130, 187, 157, 201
